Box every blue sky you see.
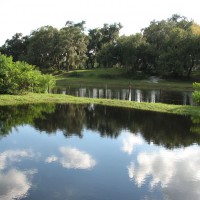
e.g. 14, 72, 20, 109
1, 0, 200, 45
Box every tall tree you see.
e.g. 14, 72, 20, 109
143, 14, 200, 78
97, 34, 147, 71
59, 21, 88, 71
0, 33, 28, 62
87, 23, 122, 68
26, 26, 59, 71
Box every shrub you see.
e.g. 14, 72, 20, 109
192, 82, 200, 104
0, 53, 55, 94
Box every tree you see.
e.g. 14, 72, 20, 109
87, 23, 122, 68
0, 33, 28, 62
116, 34, 147, 71
97, 34, 147, 71
143, 14, 200, 78
26, 26, 59, 71
1, 15, 199, 77
59, 21, 88, 71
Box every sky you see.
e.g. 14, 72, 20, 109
1, 0, 200, 45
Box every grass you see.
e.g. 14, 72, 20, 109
0, 93, 199, 117
55, 68, 194, 91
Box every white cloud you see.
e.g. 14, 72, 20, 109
128, 146, 200, 200
122, 133, 143, 155
46, 147, 96, 169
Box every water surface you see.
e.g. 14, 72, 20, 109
0, 104, 199, 200
52, 86, 193, 105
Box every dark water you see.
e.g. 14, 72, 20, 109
52, 86, 193, 105
0, 104, 200, 200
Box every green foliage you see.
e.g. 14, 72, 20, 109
1, 15, 200, 79
0, 53, 55, 94
60, 21, 88, 71
86, 23, 122, 68
96, 14, 200, 78
139, 15, 200, 78
0, 33, 28, 62
97, 34, 148, 71
192, 82, 200, 103
27, 26, 59, 71
193, 82, 200, 90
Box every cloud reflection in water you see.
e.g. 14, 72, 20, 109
0, 149, 36, 200
0, 149, 33, 170
128, 146, 200, 200
121, 132, 144, 155
46, 147, 96, 170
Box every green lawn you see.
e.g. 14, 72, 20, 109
0, 93, 199, 117
55, 68, 194, 91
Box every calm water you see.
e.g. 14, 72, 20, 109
0, 104, 200, 200
52, 86, 193, 105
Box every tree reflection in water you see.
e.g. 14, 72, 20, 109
0, 103, 199, 148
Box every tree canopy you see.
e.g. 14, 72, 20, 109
1, 15, 200, 79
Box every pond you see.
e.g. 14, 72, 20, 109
52, 86, 193, 105
0, 104, 200, 200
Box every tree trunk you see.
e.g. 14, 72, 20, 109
187, 58, 194, 79
66, 52, 70, 72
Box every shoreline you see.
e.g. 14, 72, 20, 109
0, 93, 199, 117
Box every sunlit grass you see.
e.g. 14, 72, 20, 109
0, 93, 199, 117
55, 68, 193, 91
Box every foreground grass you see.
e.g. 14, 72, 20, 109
0, 93, 199, 117
56, 68, 193, 91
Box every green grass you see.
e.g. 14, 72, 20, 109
55, 68, 194, 91
0, 93, 199, 117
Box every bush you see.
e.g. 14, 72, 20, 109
192, 82, 200, 104
0, 53, 55, 94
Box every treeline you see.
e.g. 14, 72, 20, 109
1, 14, 200, 78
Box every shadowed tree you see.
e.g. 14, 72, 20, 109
26, 26, 59, 71
87, 23, 122, 68
142, 14, 200, 78
59, 21, 88, 71
0, 33, 28, 62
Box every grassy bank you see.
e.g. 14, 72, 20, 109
55, 68, 194, 91
0, 93, 199, 117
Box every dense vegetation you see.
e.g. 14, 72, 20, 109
1, 14, 200, 79
0, 53, 55, 94
193, 82, 200, 103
